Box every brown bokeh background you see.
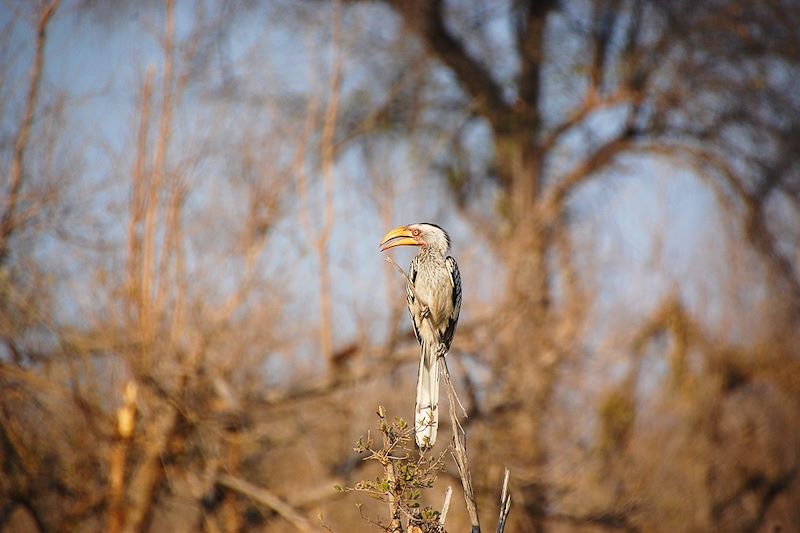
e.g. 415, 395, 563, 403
1, 1, 799, 531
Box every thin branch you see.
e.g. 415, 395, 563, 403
539, 89, 631, 153
0, 0, 60, 265
317, 0, 343, 367
496, 468, 511, 533
292, 87, 320, 247
390, 0, 508, 125
588, 0, 614, 96
384, 256, 414, 287
637, 141, 800, 310
148, 0, 176, 321
126, 68, 154, 313
439, 486, 452, 527
541, 131, 635, 225
515, 0, 556, 113
140, 0, 175, 347
217, 474, 318, 533
441, 357, 480, 532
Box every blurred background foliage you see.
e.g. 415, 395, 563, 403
1, 0, 799, 531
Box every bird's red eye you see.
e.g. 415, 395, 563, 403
412, 229, 420, 236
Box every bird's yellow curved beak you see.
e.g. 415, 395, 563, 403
380, 226, 419, 251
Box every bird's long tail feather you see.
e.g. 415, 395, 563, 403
415, 341, 440, 449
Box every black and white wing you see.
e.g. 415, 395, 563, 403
406, 255, 421, 343
440, 256, 461, 351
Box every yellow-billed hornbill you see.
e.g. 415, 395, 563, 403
380, 223, 461, 449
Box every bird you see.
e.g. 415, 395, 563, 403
380, 223, 461, 449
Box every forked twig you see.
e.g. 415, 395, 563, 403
496, 467, 512, 533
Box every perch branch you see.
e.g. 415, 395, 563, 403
442, 357, 480, 532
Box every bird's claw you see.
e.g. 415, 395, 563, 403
420, 305, 431, 321
436, 343, 447, 358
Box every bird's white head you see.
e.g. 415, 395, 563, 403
379, 223, 451, 256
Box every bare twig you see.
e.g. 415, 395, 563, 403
140, 0, 175, 346
126, 67, 154, 311
445, 366, 469, 420
441, 357, 480, 532
439, 486, 453, 528
496, 468, 512, 533
0, 0, 60, 265
217, 474, 317, 533
316, 0, 342, 368
384, 256, 414, 286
